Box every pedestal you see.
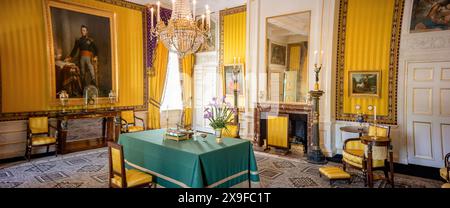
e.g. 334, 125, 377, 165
307, 90, 327, 164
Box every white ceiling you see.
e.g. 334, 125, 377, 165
126, 0, 245, 13
267, 12, 310, 38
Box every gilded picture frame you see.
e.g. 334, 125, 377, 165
269, 41, 287, 67
409, 0, 450, 33
223, 64, 245, 96
43, 0, 118, 106
349, 71, 381, 97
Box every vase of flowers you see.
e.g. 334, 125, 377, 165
204, 96, 235, 143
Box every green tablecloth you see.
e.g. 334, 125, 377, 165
118, 129, 260, 188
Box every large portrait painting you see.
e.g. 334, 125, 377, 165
349, 71, 381, 97
44, 0, 117, 105
223, 64, 244, 96
410, 0, 450, 33
269, 41, 287, 66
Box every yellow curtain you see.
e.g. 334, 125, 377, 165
181, 54, 194, 128
148, 42, 169, 129
223, 10, 246, 65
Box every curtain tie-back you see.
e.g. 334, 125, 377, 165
149, 99, 161, 109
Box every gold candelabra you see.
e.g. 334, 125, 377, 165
313, 63, 322, 91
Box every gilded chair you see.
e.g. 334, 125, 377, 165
342, 125, 390, 186
25, 117, 58, 161
120, 111, 145, 133
440, 152, 449, 182
108, 142, 154, 188
222, 124, 239, 138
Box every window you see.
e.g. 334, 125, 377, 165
160, 52, 183, 111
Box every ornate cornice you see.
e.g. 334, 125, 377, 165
403, 35, 450, 50
96, 0, 146, 11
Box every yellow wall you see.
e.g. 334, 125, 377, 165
223, 10, 246, 65
0, 0, 144, 113
343, 0, 394, 116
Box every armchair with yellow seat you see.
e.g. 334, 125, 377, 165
440, 152, 449, 183
25, 117, 58, 161
108, 142, 155, 188
120, 110, 146, 133
342, 125, 391, 186
222, 124, 239, 138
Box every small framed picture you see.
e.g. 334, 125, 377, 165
349, 71, 381, 97
269, 41, 287, 66
223, 64, 244, 96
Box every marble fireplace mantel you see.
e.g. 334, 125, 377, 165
254, 102, 314, 151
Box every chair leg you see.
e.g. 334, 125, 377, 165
26, 146, 31, 161
383, 167, 389, 181
25, 146, 29, 161
363, 170, 367, 187
46, 145, 50, 153
55, 144, 58, 157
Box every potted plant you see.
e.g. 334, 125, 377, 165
204, 96, 235, 143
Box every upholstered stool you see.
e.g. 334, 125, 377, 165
442, 183, 450, 188
319, 166, 351, 185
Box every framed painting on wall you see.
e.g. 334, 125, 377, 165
44, 0, 118, 105
269, 41, 287, 67
349, 71, 381, 97
410, 0, 450, 33
223, 64, 244, 96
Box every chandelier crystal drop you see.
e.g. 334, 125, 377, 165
148, 0, 211, 58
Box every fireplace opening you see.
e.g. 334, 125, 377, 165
288, 114, 308, 154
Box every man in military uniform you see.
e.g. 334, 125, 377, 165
65, 25, 98, 87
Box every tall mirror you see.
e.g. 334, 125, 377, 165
266, 11, 310, 103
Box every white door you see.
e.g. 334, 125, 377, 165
406, 61, 450, 168
193, 62, 218, 133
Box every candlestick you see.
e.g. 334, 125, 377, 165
206, 5, 210, 30
157, 1, 161, 23
319, 50, 324, 66
150, 7, 154, 28
374, 106, 377, 122
201, 14, 205, 29
238, 57, 241, 64
234, 57, 236, 65
172, 0, 175, 12
193, 0, 196, 20
313, 50, 318, 66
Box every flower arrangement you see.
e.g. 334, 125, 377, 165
204, 96, 236, 132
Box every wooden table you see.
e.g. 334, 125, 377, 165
56, 110, 121, 154
360, 135, 394, 188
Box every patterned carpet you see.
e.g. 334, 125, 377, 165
0, 147, 444, 188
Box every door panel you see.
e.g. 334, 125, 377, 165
407, 62, 450, 168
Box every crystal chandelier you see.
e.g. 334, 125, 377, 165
149, 0, 211, 58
